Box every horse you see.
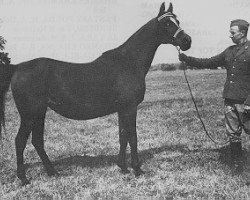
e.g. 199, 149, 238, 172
0, 2, 191, 185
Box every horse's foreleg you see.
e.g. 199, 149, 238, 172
129, 128, 145, 176
15, 119, 32, 185
127, 112, 145, 177
117, 113, 129, 174
118, 106, 144, 176
31, 114, 59, 177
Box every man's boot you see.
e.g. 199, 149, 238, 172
230, 141, 244, 175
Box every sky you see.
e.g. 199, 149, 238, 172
0, 0, 250, 65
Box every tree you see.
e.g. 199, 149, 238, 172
0, 36, 10, 65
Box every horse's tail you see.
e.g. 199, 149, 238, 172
0, 64, 17, 139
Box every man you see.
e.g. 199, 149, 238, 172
179, 19, 250, 175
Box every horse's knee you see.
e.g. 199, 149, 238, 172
15, 126, 32, 149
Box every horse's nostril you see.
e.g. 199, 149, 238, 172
180, 36, 192, 51
184, 36, 191, 45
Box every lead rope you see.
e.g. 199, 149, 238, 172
176, 47, 230, 146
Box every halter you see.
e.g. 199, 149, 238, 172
157, 12, 183, 39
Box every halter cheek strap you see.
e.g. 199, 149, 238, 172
173, 27, 183, 38
157, 12, 183, 38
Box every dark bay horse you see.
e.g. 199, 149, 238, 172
0, 2, 191, 185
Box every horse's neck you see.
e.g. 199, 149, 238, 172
120, 19, 159, 76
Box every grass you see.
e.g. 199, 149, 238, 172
1, 69, 250, 199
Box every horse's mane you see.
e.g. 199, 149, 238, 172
99, 18, 158, 68
102, 44, 129, 59
102, 48, 120, 57
101, 19, 156, 60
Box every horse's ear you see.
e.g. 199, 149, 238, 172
166, 2, 173, 13
158, 2, 165, 17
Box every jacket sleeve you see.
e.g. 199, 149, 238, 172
184, 51, 226, 69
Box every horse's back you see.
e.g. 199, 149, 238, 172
10, 55, 145, 120
10, 57, 119, 119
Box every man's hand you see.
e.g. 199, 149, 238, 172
179, 53, 188, 62
244, 105, 250, 110
244, 105, 250, 115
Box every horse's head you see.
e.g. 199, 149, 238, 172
157, 2, 191, 51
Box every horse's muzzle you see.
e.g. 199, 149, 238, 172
179, 34, 192, 51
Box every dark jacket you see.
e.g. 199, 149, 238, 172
184, 40, 250, 105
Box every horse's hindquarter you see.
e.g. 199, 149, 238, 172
11, 58, 53, 117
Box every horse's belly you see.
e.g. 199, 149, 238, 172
48, 101, 117, 120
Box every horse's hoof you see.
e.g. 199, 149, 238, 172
47, 169, 59, 177
48, 171, 59, 177
117, 161, 127, 170
121, 168, 130, 174
134, 168, 145, 177
17, 172, 30, 186
21, 178, 30, 186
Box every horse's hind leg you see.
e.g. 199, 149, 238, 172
31, 113, 59, 177
15, 99, 56, 185
15, 117, 33, 185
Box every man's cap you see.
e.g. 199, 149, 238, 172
230, 19, 249, 29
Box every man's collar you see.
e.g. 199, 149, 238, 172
237, 37, 248, 46
234, 39, 249, 57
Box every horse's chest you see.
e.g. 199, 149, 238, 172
117, 81, 146, 105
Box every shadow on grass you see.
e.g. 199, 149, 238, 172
138, 97, 205, 110
52, 144, 191, 172
3, 143, 250, 185
0, 145, 186, 184
41, 143, 250, 176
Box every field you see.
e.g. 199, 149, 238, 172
1, 69, 250, 199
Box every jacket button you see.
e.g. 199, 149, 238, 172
230, 81, 233, 83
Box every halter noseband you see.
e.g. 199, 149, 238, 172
157, 12, 183, 39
